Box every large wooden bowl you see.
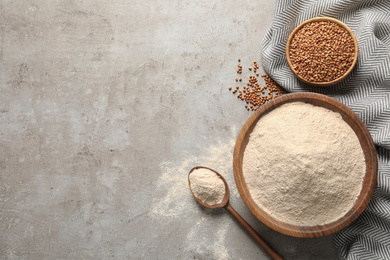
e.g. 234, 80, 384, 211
286, 17, 359, 86
233, 93, 377, 238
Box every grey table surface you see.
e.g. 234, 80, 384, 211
1, 1, 339, 259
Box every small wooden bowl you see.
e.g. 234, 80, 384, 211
286, 17, 358, 86
233, 93, 377, 238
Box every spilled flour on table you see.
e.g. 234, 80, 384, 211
150, 127, 239, 259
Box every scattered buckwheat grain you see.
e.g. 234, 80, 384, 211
229, 60, 284, 111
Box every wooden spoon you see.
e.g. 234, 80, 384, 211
188, 166, 283, 260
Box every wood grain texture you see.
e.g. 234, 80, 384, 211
233, 92, 377, 238
285, 17, 359, 87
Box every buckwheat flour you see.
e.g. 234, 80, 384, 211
189, 168, 226, 205
243, 102, 366, 226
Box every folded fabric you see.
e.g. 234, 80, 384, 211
261, 0, 390, 259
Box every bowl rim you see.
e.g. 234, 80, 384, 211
233, 92, 377, 238
285, 17, 359, 86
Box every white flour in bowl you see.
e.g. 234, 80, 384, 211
243, 102, 366, 226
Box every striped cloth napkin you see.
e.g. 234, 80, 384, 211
260, 0, 390, 259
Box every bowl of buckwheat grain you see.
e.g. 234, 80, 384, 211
286, 17, 358, 86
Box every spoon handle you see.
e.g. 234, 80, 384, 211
225, 204, 283, 260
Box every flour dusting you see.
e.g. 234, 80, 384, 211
150, 128, 239, 259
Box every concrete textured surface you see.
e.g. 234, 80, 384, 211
0, 1, 339, 259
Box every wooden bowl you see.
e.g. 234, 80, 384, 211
286, 17, 358, 86
233, 93, 377, 238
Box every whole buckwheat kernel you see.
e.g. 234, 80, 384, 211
229, 59, 284, 111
